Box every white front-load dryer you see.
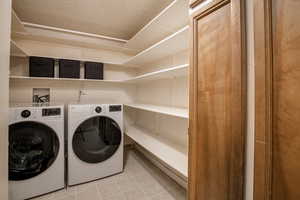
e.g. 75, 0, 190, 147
67, 104, 123, 186
9, 105, 65, 200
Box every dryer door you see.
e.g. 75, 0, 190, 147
72, 116, 121, 163
9, 122, 60, 181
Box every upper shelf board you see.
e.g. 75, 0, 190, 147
124, 103, 188, 119
124, 64, 188, 83
11, 10, 26, 34
124, 26, 189, 66
126, 0, 189, 51
10, 40, 27, 57
9, 76, 123, 83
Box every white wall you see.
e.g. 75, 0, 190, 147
0, 0, 11, 199
245, 0, 255, 199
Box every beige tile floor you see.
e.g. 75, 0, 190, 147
32, 149, 187, 200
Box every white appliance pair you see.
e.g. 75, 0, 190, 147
9, 104, 123, 200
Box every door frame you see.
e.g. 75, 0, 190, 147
253, 0, 273, 199
188, 0, 246, 199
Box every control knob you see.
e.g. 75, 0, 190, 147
21, 110, 31, 118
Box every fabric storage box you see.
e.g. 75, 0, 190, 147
84, 62, 104, 80
59, 59, 80, 78
29, 57, 55, 77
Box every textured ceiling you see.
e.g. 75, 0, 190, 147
13, 0, 174, 40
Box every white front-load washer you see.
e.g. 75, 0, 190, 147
67, 104, 123, 186
9, 105, 65, 200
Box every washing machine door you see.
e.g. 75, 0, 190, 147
9, 122, 60, 181
72, 116, 121, 163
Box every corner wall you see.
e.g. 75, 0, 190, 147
0, 0, 11, 199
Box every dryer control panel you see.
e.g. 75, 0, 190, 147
42, 108, 61, 116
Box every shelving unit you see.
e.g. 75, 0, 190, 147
10, 40, 27, 57
9, 76, 123, 83
124, 26, 189, 66
126, 125, 188, 178
124, 21, 190, 183
126, 0, 189, 50
124, 103, 188, 119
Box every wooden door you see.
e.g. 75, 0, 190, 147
189, 0, 246, 200
254, 0, 300, 199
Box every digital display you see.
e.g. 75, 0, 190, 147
42, 108, 61, 116
109, 105, 122, 112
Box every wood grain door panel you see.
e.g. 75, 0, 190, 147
189, 0, 246, 199
272, 0, 300, 199
196, 3, 231, 199
254, 0, 300, 199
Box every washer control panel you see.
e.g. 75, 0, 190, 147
42, 108, 61, 116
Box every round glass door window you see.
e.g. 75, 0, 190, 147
72, 116, 121, 163
9, 122, 60, 181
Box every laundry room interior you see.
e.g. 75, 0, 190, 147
7, 0, 190, 200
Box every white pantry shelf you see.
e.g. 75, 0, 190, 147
126, 125, 188, 178
124, 103, 188, 119
124, 26, 189, 66
10, 40, 27, 57
9, 76, 123, 83
126, 0, 189, 51
10, 64, 189, 84
124, 64, 188, 83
